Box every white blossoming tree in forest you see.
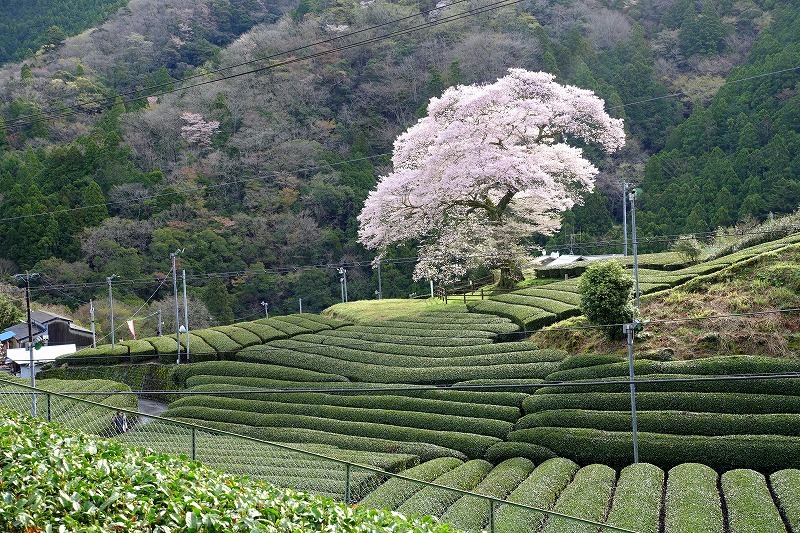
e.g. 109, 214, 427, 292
358, 69, 626, 287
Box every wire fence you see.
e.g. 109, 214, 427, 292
0, 379, 634, 533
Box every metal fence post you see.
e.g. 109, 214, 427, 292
344, 464, 352, 503
191, 427, 197, 461
489, 500, 495, 533
46, 393, 51, 422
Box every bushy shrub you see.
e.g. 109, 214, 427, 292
604, 463, 664, 533
721, 469, 784, 532
540, 464, 616, 533
494, 458, 578, 533
440, 458, 535, 531
664, 463, 722, 533
578, 260, 634, 339
359, 457, 464, 509
770, 469, 800, 533
510, 426, 800, 472
166, 405, 501, 458
395, 460, 494, 518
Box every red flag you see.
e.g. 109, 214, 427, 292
126, 320, 136, 340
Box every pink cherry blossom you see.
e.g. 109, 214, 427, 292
358, 69, 625, 284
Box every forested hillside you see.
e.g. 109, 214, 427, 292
0, 0, 128, 64
0, 0, 797, 327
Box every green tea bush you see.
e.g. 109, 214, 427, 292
770, 469, 800, 533
119, 339, 155, 357
0, 410, 458, 532
453, 379, 544, 394
399, 314, 514, 324
359, 457, 464, 509
554, 354, 623, 371
540, 464, 615, 533
489, 294, 580, 318
236, 346, 559, 384
191, 329, 243, 354
321, 329, 493, 346
523, 391, 800, 415
168, 396, 514, 439
513, 288, 582, 306
342, 324, 496, 338
172, 360, 346, 384
139, 335, 181, 354
494, 458, 579, 533
165, 417, 467, 462
467, 300, 556, 330
721, 469, 785, 532
440, 458, 536, 531
182, 333, 216, 361
255, 317, 313, 335
604, 463, 664, 533
234, 322, 288, 342
664, 463, 723, 533
375, 319, 510, 333
166, 406, 501, 458
395, 460, 494, 518
55, 345, 129, 366
484, 441, 557, 464
509, 427, 800, 472
211, 326, 262, 347
514, 409, 800, 436
299, 314, 351, 328
272, 314, 333, 332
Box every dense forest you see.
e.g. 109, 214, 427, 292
0, 0, 798, 329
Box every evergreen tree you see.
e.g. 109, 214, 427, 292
204, 278, 235, 325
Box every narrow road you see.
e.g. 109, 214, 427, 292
135, 396, 168, 426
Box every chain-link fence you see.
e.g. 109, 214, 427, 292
0, 380, 633, 533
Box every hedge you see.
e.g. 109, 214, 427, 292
210, 326, 263, 348
166, 417, 467, 462
513, 409, 800, 437
264, 338, 566, 368
234, 322, 288, 342
605, 463, 664, 533
395, 459, 494, 518
253, 317, 308, 335
439, 458, 535, 531
664, 463, 723, 533
452, 379, 544, 394
340, 324, 497, 339
182, 384, 521, 422
166, 406, 501, 459
398, 314, 514, 324
373, 319, 518, 334
190, 329, 243, 354
554, 354, 623, 371
523, 392, 800, 416
141, 335, 183, 354
721, 469, 785, 533
509, 427, 800, 472
271, 314, 333, 332
359, 457, 464, 509
119, 339, 156, 357
180, 333, 216, 361
167, 395, 515, 439
297, 314, 351, 328
54, 345, 129, 366
494, 458, 579, 533
171, 360, 347, 384
484, 441, 557, 464
236, 346, 559, 384
319, 329, 493, 346
542, 355, 800, 383
540, 463, 615, 533
489, 294, 580, 318
513, 288, 582, 306
466, 300, 557, 330
770, 469, 800, 533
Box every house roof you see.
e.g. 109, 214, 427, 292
6, 344, 76, 365
5, 322, 44, 341
30, 310, 70, 324
0, 331, 14, 342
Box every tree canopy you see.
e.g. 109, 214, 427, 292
358, 69, 625, 285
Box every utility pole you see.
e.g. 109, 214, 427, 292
13, 272, 39, 416
338, 267, 348, 303
260, 301, 269, 318
622, 182, 628, 256
623, 320, 642, 463
170, 249, 183, 363
629, 189, 641, 310
157, 309, 162, 336
299, 298, 303, 314
106, 274, 118, 347
182, 269, 189, 364
90, 300, 96, 348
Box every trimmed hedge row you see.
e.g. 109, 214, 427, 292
319, 328, 493, 346
399, 314, 514, 324
339, 324, 497, 339
484, 441, 558, 464
524, 391, 800, 415
635, 268, 694, 285
605, 463, 664, 533
395, 460, 494, 519
439, 458, 535, 531
466, 300, 556, 330
664, 463, 723, 533
542, 355, 800, 383
513, 409, 800, 436
453, 379, 544, 395
266, 338, 566, 368
171, 361, 348, 384
167, 395, 514, 439
488, 294, 580, 318
509, 427, 800, 472
167, 417, 468, 462
119, 339, 156, 357
494, 458, 579, 533
512, 287, 582, 306
770, 469, 800, 533
233, 321, 289, 342
540, 463, 615, 533
375, 319, 519, 334
298, 314, 351, 328
182, 384, 522, 422
190, 329, 243, 354
253, 317, 308, 335
271, 314, 334, 332
721, 469, 785, 532
358, 457, 464, 509
180, 333, 216, 361
55, 345, 130, 366
166, 406, 501, 459
210, 326, 262, 348
235, 346, 560, 384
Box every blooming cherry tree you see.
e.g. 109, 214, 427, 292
180, 111, 220, 148
358, 69, 625, 286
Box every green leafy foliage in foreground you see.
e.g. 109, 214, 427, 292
0, 410, 460, 532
